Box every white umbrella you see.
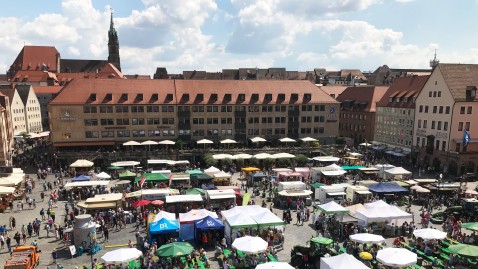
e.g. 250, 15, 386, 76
279, 137, 296, 143
255, 262, 294, 269
272, 152, 296, 159
359, 142, 372, 147
70, 159, 94, 168
0, 186, 15, 194
415, 187, 430, 193
141, 140, 158, 145
123, 140, 141, 146
232, 153, 252, 159
220, 139, 237, 144
197, 139, 213, 144
254, 153, 275, 159
250, 136, 267, 143
413, 228, 447, 240
212, 154, 234, 160
377, 248, 417, 267
158, 140, 175, 145
96, 172, 111, 180
101, 248, 142, 263
232, 236, 268, 254
301, 137, 318, 142
350, 233, 385, 244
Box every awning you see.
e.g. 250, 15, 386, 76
328, 192, 346, 196
165, 195, 203, 203
356, 190, 372, 195
208, 194, 236, 200
77, 201, 117, 209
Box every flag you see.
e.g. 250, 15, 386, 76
139, 176, 146, 188
464, 129, 471, 148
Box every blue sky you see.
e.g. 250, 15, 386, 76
1, 0, 478, 76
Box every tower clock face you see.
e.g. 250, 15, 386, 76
329, 107, 335, 113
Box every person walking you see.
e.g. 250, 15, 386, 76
6, 235, 12, 253
51, 248, 57, 264
103, 226, 109, 242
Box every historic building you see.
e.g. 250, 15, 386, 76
0, 92, 13, 165
48, 79, 340, 148
0, 85, 42, 135
413, 64, 478, 175
336, 86, 388, 145
374, 75, 429, 156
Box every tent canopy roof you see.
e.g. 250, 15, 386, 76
368, 182, 409, 194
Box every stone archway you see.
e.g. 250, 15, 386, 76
448, 160, 458, 176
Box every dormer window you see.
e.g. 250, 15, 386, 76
265, 94, 272, 101
291, 93, 299, 101
211, 93, 218, 101
196, 93, 204, 101
182, 93, 190, 101
466, 86, 477, 100
135, 93, 143, 102
224, 94, 232, 101
404, 97, 408, 103
304, 93, 311, 101
166, 93, 173, 102
389, 97, 393, 103
88, 93, 96, 101
103, 93, 112, 103
238, 94, 245, 101
120, 93, 128, 102
396, 97, 401, 103
251, 94, 259, 101
150, 93, 158, 102
278, 94, 285, 101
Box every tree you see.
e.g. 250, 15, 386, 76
276, 158, 291, 168
222, 158, 233, 167
249, 157, 259, 167
203, 153, 217, 167
235, 158, 245, 170
336, 137, 346, 145
295, 154, 309, 167
264, 158, 274, 171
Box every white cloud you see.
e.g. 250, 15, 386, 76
395, 0, 415, 2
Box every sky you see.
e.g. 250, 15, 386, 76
1, 0, 478, 76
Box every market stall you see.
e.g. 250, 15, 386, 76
193, 216, 224, 247
204, 166, 221, 177
190, 173, 214, 189
320, 253, 370, 269
383, 166, 412, 180
135, 173, 169, 188
168, 173, 190, 189
149, 218, 180, 245
178, 209, 218, 241
212, 171, 232, 186
165, 194, 204, 213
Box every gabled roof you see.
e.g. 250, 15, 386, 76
12, 70, 57, 83
10, 46, 59, 72
15, 85, 33, 104
376, 75, 429, 108
0, 88, 16, 103
59, 59, 108, 73
437, 63, 478, 101
336, 86, 388, 112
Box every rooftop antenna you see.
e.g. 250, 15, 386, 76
430, 49, 439, 68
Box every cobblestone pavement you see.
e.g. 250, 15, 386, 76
0, 168, 475, 269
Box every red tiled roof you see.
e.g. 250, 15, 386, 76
318, 85, 348, 98
13, 70, 56, 83
336, 86, 389, 112
437, 64, 478, 101
32, 86, 63, 95
11, 46, 59, 72
50, 79, 338, 105
376, 75, 429, 108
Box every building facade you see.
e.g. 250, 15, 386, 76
374, 76, 429, 154
413, 64, 478, 175
0, 93, 13, 165
32, 86, 63, 129
336, 86, 388, 145
48, 79, 340, 148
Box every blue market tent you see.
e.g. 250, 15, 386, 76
368, 182, 409, 195
194, 216, 224, 230
71, 175, 91, 182
149, 218, 180, 235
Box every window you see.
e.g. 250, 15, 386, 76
131, 106, 144, 113
221, 106, 232, 112
424, 106, 429, 113
132, 130, 146, 137
444, 122, 448, 131
458, 122, 463, 131
101, 131, 114, 138
100, 106, 113, 113
207, 118, 219, 124
221, 129, 232, 136
460, 106, 465, 114
84, 119, 98, 126
416, 137, 420, 146
275, 117, 286, 123
423, 120, 427, 128
433, 106, 437, 113
435, 140, 440, 150
117, 130, 130, 137
85, 131, 99, 138
116, 106, 129, 113
275, 105, 286, 112
148, 130, 161, 137
442, 141, 446, 151
248, 106, 259, 112
83, 106, 97, 113
192, 106, 204, 112
445, 106, 450, 114
301, 116, 311, 123
162, 118, 175, 125
207, 106, 218, 112
417, 119, 422, 128
248, 117, 259, 124
208, 129, 219, 136
193, 129, 205, 136
431, 121, 435, 129
438, 91, 441, 97
162, 106, 174, 112
132, 118, 145, 125
100, 119, 114, 126
467, 106, 472, 114
147, 118, 160, 125
193, 118, 204, 125
437, 121, 442, 130
465, 122, 470, 131
429, 91, 432, 97
261, 117, 272, 124
439, 106, 443, 114
221, 118, 233, 124
116, 118, 130, 125
301, 105, 312, 111
419, 105, 423, 113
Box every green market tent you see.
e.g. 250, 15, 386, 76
461, 222, 478, 231
184, 188, 205, 195
341, 166, 364, 170
186, 169, 203, 175
190, 173, 213, 181
310, 236, 333, 245
108, 166, 123, 170
448, 243, 478, 257
119, 171, 136, 178
310, 182, 325, 190
318, 201, 350, 215
155, 242, 194, 257
135, 173, 169, 182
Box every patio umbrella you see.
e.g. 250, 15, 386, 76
279, 137, 296, 143
155, 242, 194, 257
232, 153, 252, 159
220, 139, 237, 144
301, 137, 318, 142
212, 154, 234, 160
377, 248, 417, 267
254, 153, 274, 159
96, 172, 111, 180
151, 200, 164, 206
350, 233, 385, 244
413, 228, 447, 240
101, 248, 142, 263
141, 140, 158, 151
448, 244, 478, 257
359, 142, 372, 147
415, 187, 430, 193
197, 139, 213, 144
255, 262, 294, 269
158, 140, 176, 145
461, 222, 478, 231
232, 236, 268, 254
70, 159, 94, 168
272, 153, 296, 159
250, 136, 267, 143
133, 200, 151, 207
108, 166, 123, 170
123, 140, 141, 146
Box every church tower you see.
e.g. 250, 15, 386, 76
108, 11, 121, 71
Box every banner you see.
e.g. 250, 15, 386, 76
242, 193, 251, 206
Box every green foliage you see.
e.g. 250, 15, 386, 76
235, 158, 245, 170
295, 154, 309, 166
203, 153, 217, 167
276, 158, 291, 168
310, 141, 321, 148
222, 158, 233, 167
249, 157, 259, 167
264, 158, 274, 170
335, 137, 346, 145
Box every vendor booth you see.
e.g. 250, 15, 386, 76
277, 181, 306, 191
205, 189, 236, 209
277, 172, 303, 182
215, 186, 242, 205
204, 166, 221, 177
294, 167, 310, 179
320, 253, 370, 269
127, 188, 179, 200
77, 193, 123, 211
355, 204, 412, 226
149, 218, 180, 245
318, 201, 349, 215
212, 171, 232, 186
169, 173, 190, 189
135, 173, 169, 188
71, 175, 92, 182
248, 172, 267, 186
346, 185, 372, 204
383, 166, 412, 180
368, 182, 409, 198
358, 167, 380, 180
190, 173, 214, 189
194, 216, 224, 247
241, 167, 260, 181
165, 194, 204, 214
179, 209, 218, 241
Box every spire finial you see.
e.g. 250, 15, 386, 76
110, 8, 114, 29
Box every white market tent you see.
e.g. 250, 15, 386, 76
250, 210, 284, 227
222, 205, 264, 218
377, 248, 417, 267
153, 211, 176, 221
413, 228, 447, 240
64, 181, 110, 189
96, 172, 111, 179
384, 167, 412, 179
345, 204, 366, 216
213, 171, 232, 179
0, 176, 24, 186
225, 213, 257, 229
355, 205, 412, 226
350, 233, 385, 244
0, 186, 16, 194
320, 253, 370, 269
204, 166, 221, 176
165, 194, 203, 204
318, 201, 350, 215
179, 209, 218, 223
321, 170, 347, 176
364, 200, 390, 209
313, 156, 340, 162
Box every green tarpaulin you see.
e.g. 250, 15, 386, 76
135, 173, 169, 182
190, 173, 213, 181
341, 166, 364, 170
184, 188, 205, 195
186, 169, 203, 175
310, 237, 333, 245
310, 182, 325, 189
119, 170, 136, 178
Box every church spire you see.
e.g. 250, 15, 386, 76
108, 10, 121, 71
